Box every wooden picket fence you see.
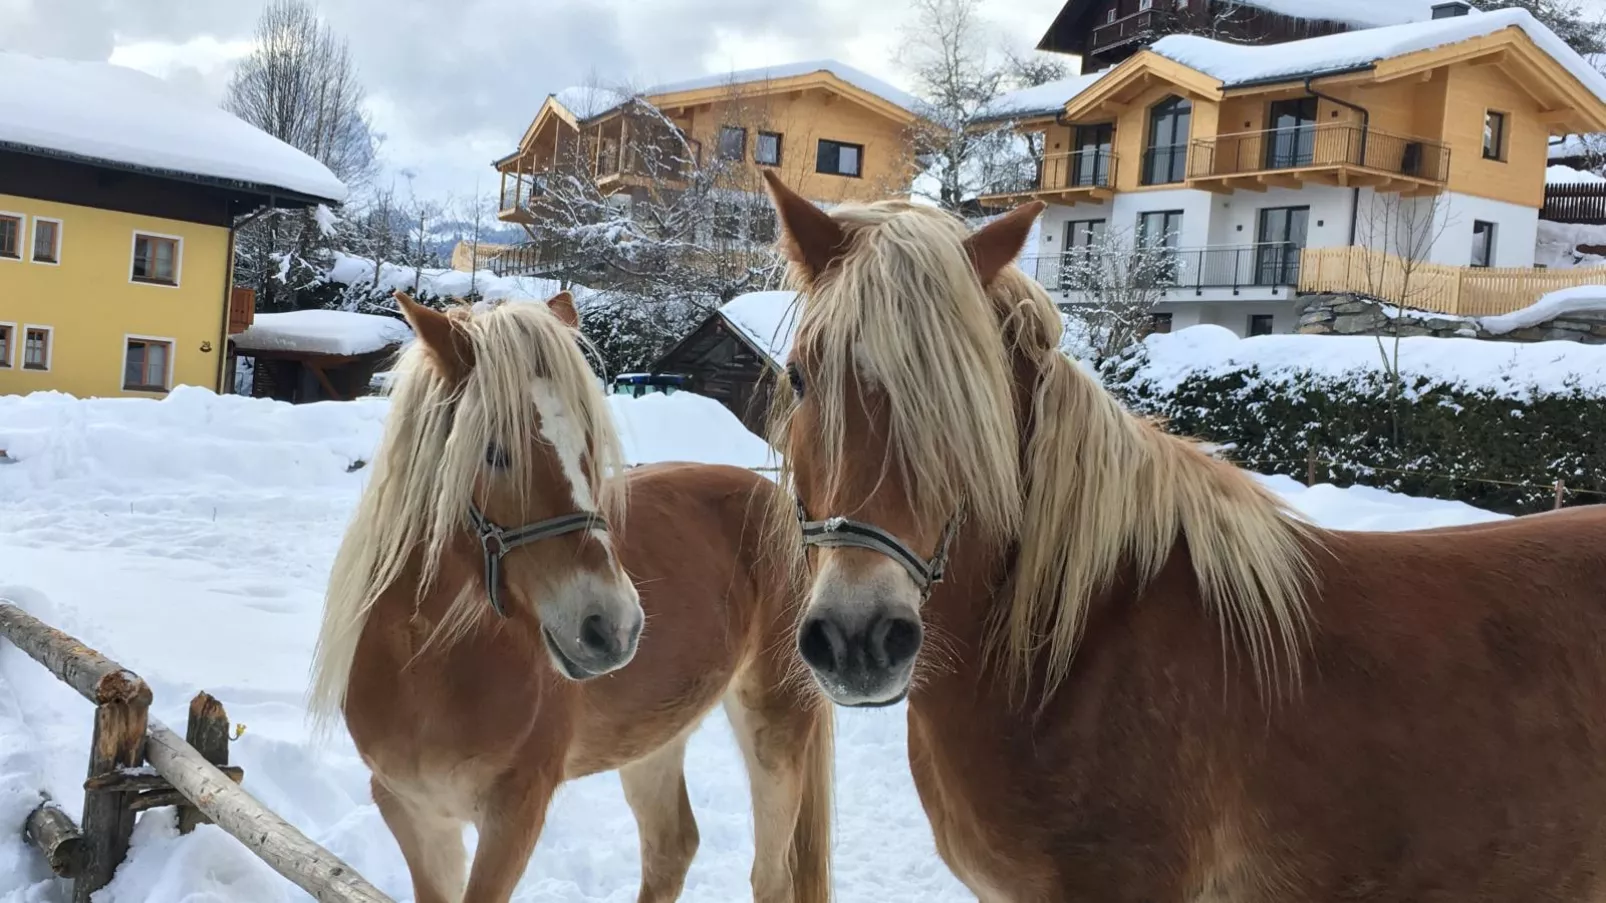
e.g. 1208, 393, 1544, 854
1298, 246, 1606, 318
0, 601, 392, 903
1543, 183, 1606, 225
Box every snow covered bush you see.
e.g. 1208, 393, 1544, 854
1104, 328, 1606, 514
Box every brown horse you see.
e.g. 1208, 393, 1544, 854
761, 170, 1606, 903
309, 291, 832, 903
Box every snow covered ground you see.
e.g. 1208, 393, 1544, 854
0, 389, 1505, 902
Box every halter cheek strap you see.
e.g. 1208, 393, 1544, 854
797, 500, 961, 600
468, 504, 608, 617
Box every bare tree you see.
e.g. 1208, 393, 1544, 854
1355, 190, 1455, 442
902, 0, 1068, 212
1056, 227, 1178, 363
453, 186, 497, 296
225, 0, 378, 311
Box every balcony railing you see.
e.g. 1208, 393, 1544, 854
499, 172, 549, 212
1026, 243, 1304, 295
1190, 123, 1450, 183
985, 149, 1118, 197
1090, 9, 1157, 55
490, 241, 568, 278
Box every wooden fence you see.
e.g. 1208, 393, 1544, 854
1543, 182, 1606, 225
0, 601, 393, 903
1298, 246, 1606, 317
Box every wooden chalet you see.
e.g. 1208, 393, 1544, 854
652, 292, 797, 436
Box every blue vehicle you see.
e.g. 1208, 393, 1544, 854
611, 373, 689, 398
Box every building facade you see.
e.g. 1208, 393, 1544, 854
983, 9, 1606, 336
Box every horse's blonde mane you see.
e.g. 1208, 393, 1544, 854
776, 201, 1314, 701
308, 300, 624, 732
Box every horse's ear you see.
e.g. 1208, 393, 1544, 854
395, 290, 475, 382
964, 201, 1045, 286
762, 170, 848, 283
547, 291, 580, 329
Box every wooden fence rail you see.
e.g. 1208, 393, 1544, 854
0, 601, 393, 903
1298, 246, 1606, 317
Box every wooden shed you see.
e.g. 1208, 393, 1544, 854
229, 310, 411, 403
652, 291, 799, 435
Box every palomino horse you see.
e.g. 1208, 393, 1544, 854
309, 291, 833, 903
760, 170, 1606, 902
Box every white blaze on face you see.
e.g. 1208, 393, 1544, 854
532, 378, 593, 510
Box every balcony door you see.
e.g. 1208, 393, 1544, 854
1060, 219, 1107, 290
1137, 210, 1184, 285
1255, 206, 1309, 285
1143, 97, 1191, 185
1265, 98, 1318, 170
1072, 124, 1114, 187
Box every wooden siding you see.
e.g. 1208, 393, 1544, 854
1438, 62, 1550, 209
652, 315, 778, 437
1300, 245, 1606, 316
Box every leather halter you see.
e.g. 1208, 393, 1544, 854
797, 501, 961, 600
468, 503, 608, 617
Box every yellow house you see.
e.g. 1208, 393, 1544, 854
977, 8, 1606, 332
494, 60, 923, 245
0, 51, 347, 399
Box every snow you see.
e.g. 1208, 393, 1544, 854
1479, 285, 1606, 334
324, 252, 579, 305
646, 60, 924, 117
1535, 220, 1606, 269
232, 311, 412, 357
0, 384, 1517, 902
1152, 9, 1606, 107
980, 72, 1108, 121
0, 50, 347, 204
1237, 0, 1446, 27
551, 85, 630, 120
1550, 133, 1606, 161
719, 291, 801, 366
1547, 164, 1606, 184
1132, 324, 1606, 398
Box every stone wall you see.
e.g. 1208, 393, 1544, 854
1295, 293, 1606, 344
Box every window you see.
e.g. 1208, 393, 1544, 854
1248, 314, 1275, 336
1105, 7, 1117, 23
132, 233, 180, 285
718, 126, 747, 161
1143, 96, 1192, 185
1060, 219, 1107, 289
817, 139, 864, 177
1071, 123, 1114, 187
755, 131, 783, 166
1483, 111, 1507, 161
1265, 98, 1318, 169
124, 338, 173, 392
23, 327, 50, 371
32, 218, 61, 264
0, 213, 20, 259
0, 324, 12, 368
1140, 0, 1154, 8
1137, 210, 1184, 250
1148, 312, 1174, 335
1255, 206, 1309, 285
1472, 220, 1497, 267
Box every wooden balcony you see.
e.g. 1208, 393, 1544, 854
1189, 124, 1450, 194
497, 171, 548, 224
981, 149, 1117, 206
1090, 10, 1158, 58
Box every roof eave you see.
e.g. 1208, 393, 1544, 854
0, 140, 344, 208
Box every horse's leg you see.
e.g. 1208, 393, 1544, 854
620, 734, 701, 903
462, 770, 559, 903
371, 776, 467, 903
725, 668, 835, 903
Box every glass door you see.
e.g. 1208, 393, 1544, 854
1255, 206, 1309, 285
1265, 98, 1317, 169
1072, 124, 1114, 187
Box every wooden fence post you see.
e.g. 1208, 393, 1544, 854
1555, 479, 1567, 510
1306, 448, 1318, 487
77, 684, 149, 903
179, 693, 231, 834
25, 792, 83, 878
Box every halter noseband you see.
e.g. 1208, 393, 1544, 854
468, 504, 608, 617
797, 501, 961, 600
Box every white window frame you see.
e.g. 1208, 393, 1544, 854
129, 230, 184, 288
1140, 0, 1155, 9
21, 324, 53, 372
31, 216, 62, 266
0, 210, 25, 262
121, 333, 177, 393
0, 321, 16, 369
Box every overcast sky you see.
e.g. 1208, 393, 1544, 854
1, 0, 1066, 205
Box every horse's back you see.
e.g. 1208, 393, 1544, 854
1245, 507, 1606, 900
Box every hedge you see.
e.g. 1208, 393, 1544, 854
1103, 354, 1606, 515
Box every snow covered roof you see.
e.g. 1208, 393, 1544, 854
980, 72, 1109, 121
1150, 8, 1606, 106
719, 291, 801, 366
232, 310, 411, 357
1547, 164, 1606, 184
1236, 0, 1447, 27
0, 50, 347, 204
645, 60, 924, 117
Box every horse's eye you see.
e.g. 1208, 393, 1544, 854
787, 363, 804, 399
485, 443, 511, 469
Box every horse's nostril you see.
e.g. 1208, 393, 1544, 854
580, 612, 613, 656
798, 616, 846, 673
869, 614, 923, 669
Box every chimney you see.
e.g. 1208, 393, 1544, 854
1432, 1, 1472, 18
